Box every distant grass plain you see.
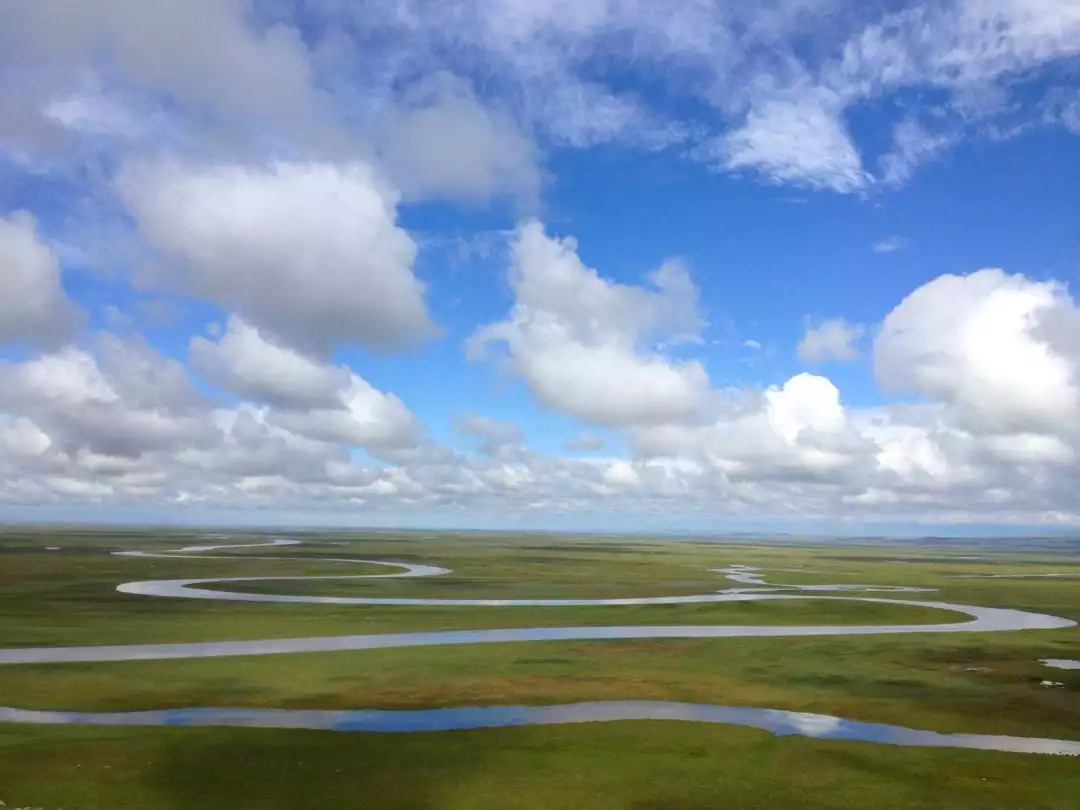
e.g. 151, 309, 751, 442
1, 528, 1078, 809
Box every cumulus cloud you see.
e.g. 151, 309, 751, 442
468, 220, 709, 426
117, 160, 435, 353
456, 413, 529, 460
797, 318, 865, 364
0, 212, 79, 346
1, 293, 1079, 525
874, 269, 1080, 436
268, 377, 421, 454
0, 336, 211, 460
2, 0, 343, 152
632, 373, 860, 482
5, 1, 1080, 528
188, 316, 423, 453
190, 316, 349, 409
375, 74, 541, 205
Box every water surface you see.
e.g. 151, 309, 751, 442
1041, 659, 1080, 670
1, 701, 1077, 755
3, 538, 1076, 756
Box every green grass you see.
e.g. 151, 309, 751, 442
0, 528, 1078, 809
4, 724, 1080, 810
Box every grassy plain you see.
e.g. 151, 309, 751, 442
1, 528, 1078, 809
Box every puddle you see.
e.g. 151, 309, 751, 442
1041, 659, 1080, 670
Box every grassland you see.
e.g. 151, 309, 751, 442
1, 528, 1078, 809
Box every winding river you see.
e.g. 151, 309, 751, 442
1, 539, 1077, 756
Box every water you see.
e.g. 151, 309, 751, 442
3, 538, 1076, 756
1, 701, 1077, 755
1042, 659, 1080, 670
1, 596, 1072, 666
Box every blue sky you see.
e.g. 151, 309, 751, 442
1, 0, 1080, 533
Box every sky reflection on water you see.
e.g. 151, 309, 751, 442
1, 702, 1077, 756
4, 539, 1076, 757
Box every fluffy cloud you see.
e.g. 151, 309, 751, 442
268, 377, 421, 454
1, 307, 1079, 524
874, 269, 1080, 436
632, 373, 860, 482
0, 212, 79, 346
375, 74, 541, 204
0, 336, 211, 460
117, 160, 435, 353
797, 318, 864, 364
4, 1, 1080, 528
0, 331, 420, 506
2, 0, 341, 152
469, 220, 709, 426
456, 414, 529, 461
190, 315, 422, 452
190, 316, 348, 409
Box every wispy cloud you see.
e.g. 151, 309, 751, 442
797, 318, 865, 364
872, 235, 909, 254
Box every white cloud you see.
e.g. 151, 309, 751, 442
703, 0, 1080, 191
765, 373, 847, 444
43, 92, 144, 138
0, 306, 1079, 525
3, 0, 1080, 199
797, 318, 864, 364
632, 373, 859, 482
566, 432, 604, 452
1063, 99, 1080, 133
982, 433, 1074, 465
456, 413, 528, 460
190, 316, 349, 409
468, 220, 709, 426
743, 339, 763, 350
3, 0, 342, 152
601, 459, 641, 489
879, 118, 959, 187
0, 337, 212, 460
718, 96, 867, 192
188, 315, 422, 453
376, 73, 541, 204
0, 417, 53, 460
269, 376, 421, 453
117, 160, 435, 354
858, 414, 955, 485
872, 235, 908, 254
874, 269, 1080, 436
0, 211, 79, 346
6, 2, 1080, 527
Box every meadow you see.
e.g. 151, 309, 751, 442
1, 528, 1078, 809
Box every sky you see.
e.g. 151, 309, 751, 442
1, 0, 1079, 534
